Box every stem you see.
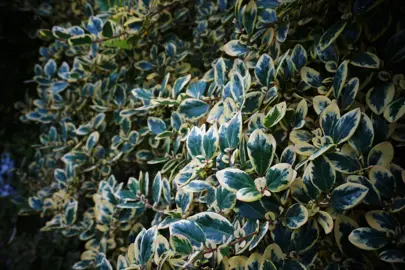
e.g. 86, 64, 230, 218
184, 231, 259, 268
139, 196, 166, 213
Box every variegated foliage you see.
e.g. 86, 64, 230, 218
16, 0, 405, 269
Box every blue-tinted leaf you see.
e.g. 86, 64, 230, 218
187, 126, 204, 158
331, 183, 368, 211
349, 227, 388, 250
187, 80, 207, 98
332, 60, 349, 99
292, 220, 319, 253
255, 54, 275, 87
243, 0, 257, 35
340, 77, 359, 111
147, 117, 166, 135
266, 163, 297, 192
173, 75, 191, 98
188, 212, 233, 243
216, 168, 255, 192
203, 124, 218, 159
215, 58, 226, 86
320, 103, 340, 137
291, 44, 307, 71
87, 16, 103, 35
135, 61, 153, 71
366, 83, 395, 115
331, 108, 361, 144
300, 67, 323, 88
223, 40, 248, 57
369, 166, 396, 198
351, 52, 380, 68
379, 249, 405, 263
384, 96, 405, 123
247, 129, 276, 175
307, 156, 336, 193
318, 20, 347, 51
286, 203, 308, 229
276, 23, 289, 42
170, 220, 206, 248
264, 102, 286, 128
179, 99, 209, 120
347, 175, 381, 206
365, 210, 398, 233
349, 113, 374, 154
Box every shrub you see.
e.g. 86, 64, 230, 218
17, 0, 405, 269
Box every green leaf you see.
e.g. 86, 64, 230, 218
68, 34, 92, 46
214, 186, 237, 212
306, 156, 336, 193
300, 67, 323, 88
104, 39, 131, 49
64, 201, 78, 225
102, 20, 114, 38
247, 129, 276, 175
366, 83, 395, 115
331, 183, 368, 211
318, 20, 347, 51
264, 102, 287, 128
170, 234, 193, 255
216, 168, 255, 193
349, 227, 388, 250
96, 0, 122, 11
188, 212, 233, 243
237, 187, 262, 202
350, 52, 380, 69
170, 220, 206, 248
179, 99, 209, 120
286, 203, 308, 229
255, 54, 275, 87
266, 163, 297, 192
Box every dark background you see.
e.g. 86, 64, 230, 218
0, 1, 80, 269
